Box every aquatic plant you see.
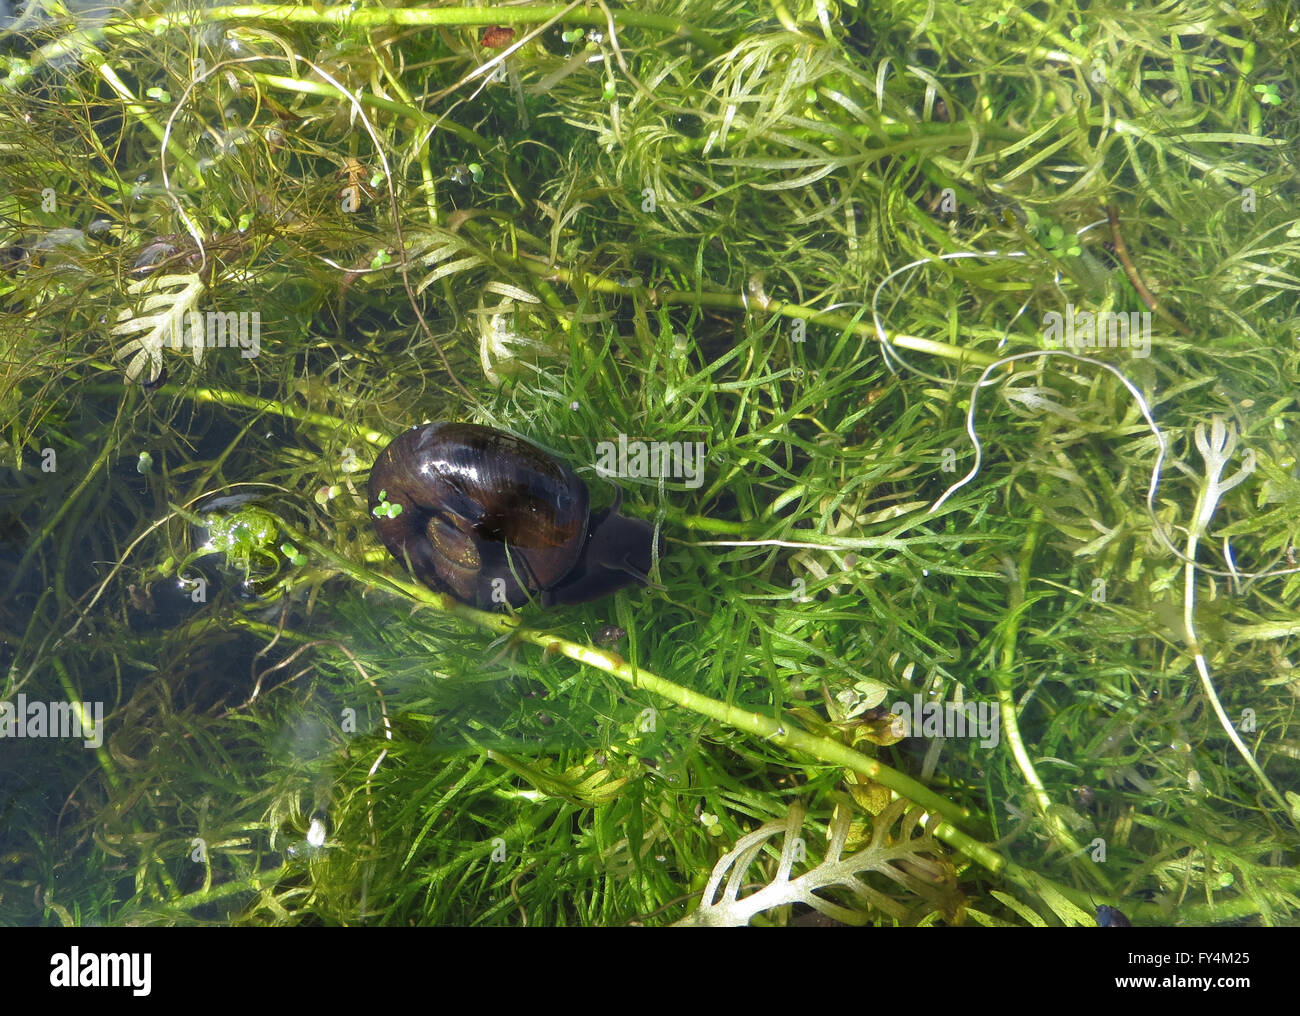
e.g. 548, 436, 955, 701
1, 0, 1298, 927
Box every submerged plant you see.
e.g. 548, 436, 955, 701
1, 0, 1298, 928
111, 273, 207, 382
676, 801, 961, 927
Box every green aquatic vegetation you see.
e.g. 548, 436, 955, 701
674, 800, 960, 927
110, 273, 208, 382
1, 0, 1299, 927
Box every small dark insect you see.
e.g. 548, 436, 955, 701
132, 239, 179, 271
1074, 785, 1096, 809
0, 245, 26, 270
481, 25, 515, 48
1096, 905, 1132, 927
595, 624, 627, 646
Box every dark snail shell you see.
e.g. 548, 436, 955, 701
368, 422, 660, 608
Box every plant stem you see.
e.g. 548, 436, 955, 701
516, 259, 1002, 368
3, 4, 724, 94
994, 497, 1111, 889
82, 55, 206, 188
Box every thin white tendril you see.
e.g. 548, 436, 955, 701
927, 347, 1299, 581
872, 250, 1032, 383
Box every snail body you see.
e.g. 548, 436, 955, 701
368, 423, 660, 608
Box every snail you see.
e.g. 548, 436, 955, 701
368, 423, 661, 608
